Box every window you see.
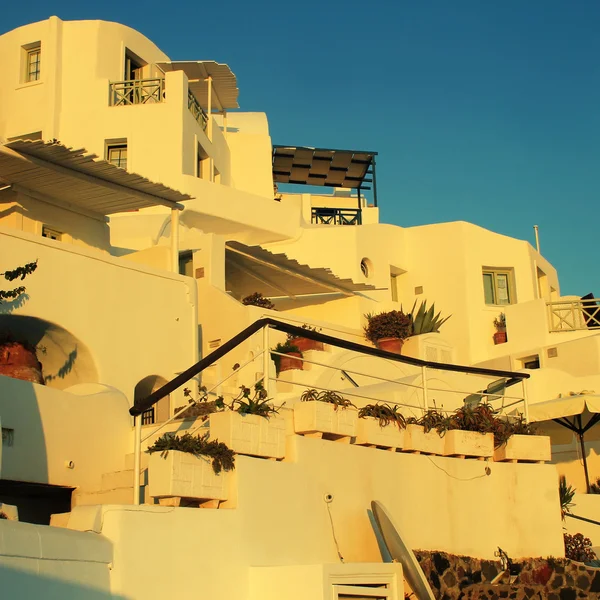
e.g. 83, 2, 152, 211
42, 226, 62, 240
179, 251, 193, 277
25, 43, 41, 82
520, 355, 540, 370
106, 143, 128, 170
197, 143, 209, 179
482, 268, 514, 305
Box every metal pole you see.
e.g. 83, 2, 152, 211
522, 378, 529, 422
371, 156, 378, 208
133, 415, 142, 505
170, 208, 180, 273
577, 415, 591, 493
262, 325, 270, 397
421, 365, 428, 412
533, 225, 540, 253
207, 76, 213, 142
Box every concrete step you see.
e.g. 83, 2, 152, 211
101, 468, 147, 491
72, 485, 148, 507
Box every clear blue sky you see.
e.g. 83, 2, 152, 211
3, 1, 599, 295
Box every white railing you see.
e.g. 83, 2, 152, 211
131, 321, 529, 504
109, 78, 165, 106
547, 298, 600, 332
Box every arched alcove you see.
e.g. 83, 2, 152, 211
134, 375, 170, 424
0, 315, 98, 389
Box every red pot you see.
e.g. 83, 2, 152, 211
376, 337, 404, 354
289, 337, 324, 352
0, 342, 44, 384
278, 352, 303, 373
493, 331, 507, 345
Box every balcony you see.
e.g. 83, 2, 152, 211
547, 297, 600, 332
187, 90, 208, 131
109, 78, 165, 106
311, 207, 362, 225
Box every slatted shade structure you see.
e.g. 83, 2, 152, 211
0, 140, 192, 217
157, 61, 239, 111
226, 241, 376, 300
272, 145, 378, 200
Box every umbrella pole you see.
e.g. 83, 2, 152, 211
576, 415, 591, 493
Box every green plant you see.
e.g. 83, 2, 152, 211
494, 313, 506, 330
559, 476, 576, 520
564, 532, 596, 562
242, 292, 275, 309
146, 432, 235, 474
287, 323, 322, 341
300, 388, 354, 410
358, 403, 406, 429
418, 409, 451, 435
271, 340, 301, 374
364, 310, 413, 345
408, 300, 451, 335
224, 382, 282, 418
590, 477, 600, 494
0, 260, 38, 304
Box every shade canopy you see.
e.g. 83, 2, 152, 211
529, 393, 600, 492
272, 146, 377, 190
0, 140, 191, 217
157, 61, 239, 111
225, 241, 376, 300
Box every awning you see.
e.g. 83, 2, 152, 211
272, 145, 377, 190
225, 241, 377, 300
157, 61, 239, 111
0, 140, 192, 217
529, 393, 600, 492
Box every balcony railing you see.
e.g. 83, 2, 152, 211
547, 298, 600, 332
188, 90, 208, 131
109, 78, 165, 106
311, 207, 362, 225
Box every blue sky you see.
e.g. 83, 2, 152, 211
3, 1, 600, 294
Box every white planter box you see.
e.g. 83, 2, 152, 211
444, 430, 494, 458
294, 402, 358, 438
355, 417, 405, 450
209, 411, 286, 459
494, 434, 551, 462
403, 424, 445, 455
148, 450, 229, 502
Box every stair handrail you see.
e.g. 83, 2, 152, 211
130, 317, 529, 417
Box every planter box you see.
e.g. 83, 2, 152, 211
147, 450, 229, 502
209, 411, 286, 459
376, 337, 404, 354
403, 424, 445, 455
494, 434, 551, 463
444, 430, 494, 458
290, 337, 324, 353
279, 352, 303, 373
294, 401, 358, 439
355, 417, 405, 450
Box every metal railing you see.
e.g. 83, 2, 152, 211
188, 90, 208, 131
130, 318, 530, 504
311, 207, 362, 225
547, 298, 600, 332
109, 78, 165, 106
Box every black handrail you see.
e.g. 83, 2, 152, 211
130, 317, 529, 416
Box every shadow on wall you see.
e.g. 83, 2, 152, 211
0, 315, 98, 389
0, 563, 130, 600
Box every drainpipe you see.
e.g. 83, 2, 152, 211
171, 208, 180, 273
207, 76, 214, 181
133, 416, 142, 505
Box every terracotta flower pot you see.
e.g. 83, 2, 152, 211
493, 331, 507, 345
376, 337, 404, 354
278, 352, 303, 373
0, 342, 44, 384
289, 337, 324, 353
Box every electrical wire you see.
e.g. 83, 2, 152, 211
326, 502, 345, 563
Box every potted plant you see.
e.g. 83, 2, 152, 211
493, 313, 507, 344
146, 432, 235, 505
408, 300, 451, 335
364, 310, 413, 354
403, 410, 448, 455
242, 292, 275, 309
444, 403, 495, 458
208, 383, 287, 459
493, 415, 550, 463
287, 324, 324, 353
271, 340, 303, 374
355, 403, 406, 450
294, 389, 358, 440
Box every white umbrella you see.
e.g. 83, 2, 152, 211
528, 393, 600, 492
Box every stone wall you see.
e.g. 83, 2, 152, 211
414, 550, 600, 599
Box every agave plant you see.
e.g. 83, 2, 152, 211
407, 300, 451, 335
300, 388, 354, 410
227, 382, 282, 419
358, 403, 407, 430
559, 476, 575, 520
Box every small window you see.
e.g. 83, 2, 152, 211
390, 273, 399, 302
482, 268, 514, 305
179, 251, 193, 277
42, 226, 62, 241
107, 143, 128, 170
360, 258, 373, 278
197, 143, 209, 179
24, 43, 41, 82
520, 355, 540, 370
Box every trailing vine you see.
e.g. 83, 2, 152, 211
0, 260, 38, 303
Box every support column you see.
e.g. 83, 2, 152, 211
262, 325, 270, 397
133, 415, 142, 505
171, 208, 180, 273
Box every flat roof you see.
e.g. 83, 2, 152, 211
272, 145, 377, 190
0, 140, 192, 216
